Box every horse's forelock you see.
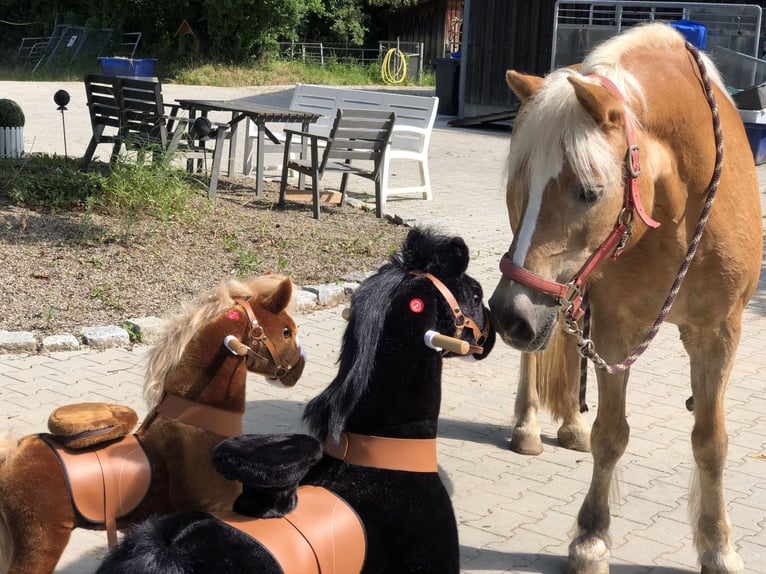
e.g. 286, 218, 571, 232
143, 277, 266, 408
396, 227, 469, 277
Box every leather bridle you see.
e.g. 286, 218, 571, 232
233, 297, 303, 380
410, 271, 490, 355
499, 74, 661, 322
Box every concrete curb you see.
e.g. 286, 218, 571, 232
0, 279, 370, 355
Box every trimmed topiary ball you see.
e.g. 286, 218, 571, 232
0, 99, 25, 128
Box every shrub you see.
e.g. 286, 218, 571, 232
0, 99, 25, 127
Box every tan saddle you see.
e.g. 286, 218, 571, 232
43, 402, 153, 548
216, 485, 366, 574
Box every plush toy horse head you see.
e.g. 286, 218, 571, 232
96, 228, 495, 574
0, 274, 305, 574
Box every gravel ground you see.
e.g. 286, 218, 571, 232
0, 177, 409, 337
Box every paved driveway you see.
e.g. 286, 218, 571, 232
0, 80, 764, 573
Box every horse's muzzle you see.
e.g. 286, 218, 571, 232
488, 278, 559, 352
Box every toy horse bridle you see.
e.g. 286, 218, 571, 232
411, 271, 490, 355
154, 298, 302, 438
499, 75, 661, 324
227, 297, 303, 381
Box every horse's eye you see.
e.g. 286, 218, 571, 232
282, 327, 292, 339
575, 184, 604, 203
473, 293, 481, 304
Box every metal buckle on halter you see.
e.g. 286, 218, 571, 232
558, 281, 580, 306
613, 208, 635, 258
626, 144, 641, 177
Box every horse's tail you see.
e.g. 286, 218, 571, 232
535, 326, 585, 421
0, 433, 17, 574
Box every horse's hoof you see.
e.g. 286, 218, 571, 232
557, 423, 591, 452
566, 536, 610, 574
700, 548, 744, 573
509, 427, 543, 455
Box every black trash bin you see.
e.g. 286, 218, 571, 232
433, 57, 459, 115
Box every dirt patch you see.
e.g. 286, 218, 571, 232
0, 178, 409, 337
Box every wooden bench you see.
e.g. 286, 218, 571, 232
278, 108, 396, 219
81, 74, 228, 198
246, 84, 438, 205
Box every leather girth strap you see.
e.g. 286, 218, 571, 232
324, 432, 438, 473
215, 485, 366, 574
156, 392, 243, 438
42, 434, 152, 549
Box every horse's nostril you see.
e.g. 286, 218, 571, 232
506, 315, 536, 346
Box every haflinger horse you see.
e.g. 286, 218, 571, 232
95, 227, 495, 574
488, 23, 762, 574
0, 274, 306, 574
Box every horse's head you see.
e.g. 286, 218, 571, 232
230, 276, 305, 388
490, 66, 657, 352
144, 275, 305, 408
304, 228, 494, 442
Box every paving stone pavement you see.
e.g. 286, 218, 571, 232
0, 81, 764, 573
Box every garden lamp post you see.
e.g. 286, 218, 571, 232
54, 89, 70, 158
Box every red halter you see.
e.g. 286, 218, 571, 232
499, 74, 661, 320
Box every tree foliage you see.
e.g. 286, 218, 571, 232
1, 0, 427, 61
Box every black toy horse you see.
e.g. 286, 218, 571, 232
96, 227, 495, 574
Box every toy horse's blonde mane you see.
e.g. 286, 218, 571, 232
509, 23, 725, 190
143, 274, 293, 408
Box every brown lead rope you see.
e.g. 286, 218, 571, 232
569, 41, 723, 374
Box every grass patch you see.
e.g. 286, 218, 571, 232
0, 153, 205, 240
0, 57, 434, 88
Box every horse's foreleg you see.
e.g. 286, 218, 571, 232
555, 331, 591, 452
1, 438, 76, 574
509, 352, 544, 455
682, 322, 743, 574
567, 368, 630, 574
8, 526, 72, 574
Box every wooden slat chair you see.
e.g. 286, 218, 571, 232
81, 75, 228, 198
81, 75, 123, 170
278, 108, 396, 219
118, 78, 229, 195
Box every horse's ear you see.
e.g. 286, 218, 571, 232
260, 277, 293, 314
506, 70, 544, 102
568, 75, 624, 131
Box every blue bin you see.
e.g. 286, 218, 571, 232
670, 20, 707, 50
98, 57, 157, 77
743, 122, 766, 165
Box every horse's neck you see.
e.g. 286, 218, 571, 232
162, 344, 248, 411
344, 352, 443, 439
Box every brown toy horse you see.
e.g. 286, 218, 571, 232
0, 274, 305, 574
489, 23, 761, 573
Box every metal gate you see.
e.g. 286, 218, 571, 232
552, 1, 762, 69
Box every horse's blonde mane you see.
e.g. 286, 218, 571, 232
509, 22, 726, 190
143, 274, 293, 408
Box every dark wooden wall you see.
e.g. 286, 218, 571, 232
462, 0, 557, 117
388, 0, 464, 67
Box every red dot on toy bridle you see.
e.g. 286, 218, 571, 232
227, 310, 240, 321
409, 298, 425, 313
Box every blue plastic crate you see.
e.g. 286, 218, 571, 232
98, 57, 157, 77
670, 20, 707, 50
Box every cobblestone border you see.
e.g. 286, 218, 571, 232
0, 279, 369, 355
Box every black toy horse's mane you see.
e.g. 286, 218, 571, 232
303, 227, 470, 442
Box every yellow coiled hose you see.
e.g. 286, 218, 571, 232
381, 48, 407, 84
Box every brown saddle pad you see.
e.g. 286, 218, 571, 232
47, 402, 138, 449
